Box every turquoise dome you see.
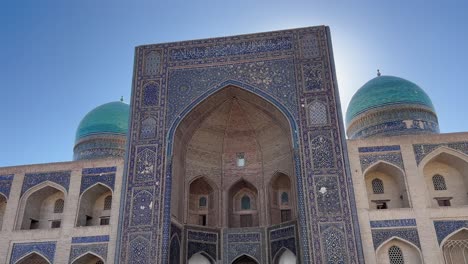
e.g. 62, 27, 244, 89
75, 101, 130, 142
346, 76, 435, 125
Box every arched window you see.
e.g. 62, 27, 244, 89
104, 195, 112, 210
388, 245, 404, 264
432, 174, 447, 190
54, 199, 64, 213
372, 178, 384, 194
241, 195, 251, 210
281, 192, 289, 205
199, 196, 207, 208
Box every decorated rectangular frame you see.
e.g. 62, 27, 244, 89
116, 26, 364, 264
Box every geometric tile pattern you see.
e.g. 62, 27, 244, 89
268, 223, 297, 262
69, 243, 108, 263
359, 151, 405, 172
117, 26, 364, 264
72, 235, 110, 244
21, 171, 71, 196
223, 228, 264, 264
10, 241, 56, 264
413, 141, 468, 164
80, 167, 116, 194
186, 228, 219, 261
433, 220, 468, 244
370, 219, 417, 228
0, 174, 14, 198
371, 228, 421, 250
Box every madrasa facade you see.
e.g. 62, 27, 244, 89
0, 26, 467, 264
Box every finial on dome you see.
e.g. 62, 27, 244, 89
377, 69, 381, 77
120, 96, 124, 102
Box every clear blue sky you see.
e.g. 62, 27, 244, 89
1, 1, 467, 167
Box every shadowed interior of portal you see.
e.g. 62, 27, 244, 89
170, 85, 297, 228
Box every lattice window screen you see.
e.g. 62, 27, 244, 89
308, 101, 327, 125
54, 199, 64, 213
432, 174, 447, 190
104, 195, 112, 210
372, 178, 384, 194
388, 245, 404, 264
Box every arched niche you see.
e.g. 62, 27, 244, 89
188, 252, 214, 264
170, 85, 295, 229
375, 237, 422, 264
187, 177, 218, 226
364, 162, 410, 210
442, 228, 468, 264
0, 193, 7, 230
270, 172, 295, 225
273, 248, 297, 264
232, 255, 259, 264
228, 180, 258, 228
76, 183, 113, 227
15, 252, 50, 264
71, 252, 105, 264
169, 235, 181, 264
16, 183, 66, 230
420, 149, 468, 207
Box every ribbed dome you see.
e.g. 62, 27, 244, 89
346, 76, 435, 125
73, 101, 129, 161
346, 75, 439, 139
75, 101, 130, 142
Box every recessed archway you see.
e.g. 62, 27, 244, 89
441, 228, 468, 264
76, 183, 113, 227
170, 86, 296, 230
0, 193, 7, 230
71, 252, 105, 264
187, 176, 218, 227
16, 182, 66, 230
232, 255, 258, 264
420, 149, 468, 207
15, 252, 50, 264
375, 237, 422, 264
188, 252, 215, 264
364, 161, 410, 210
270, 172, 294, 225
273, 248, 297, 264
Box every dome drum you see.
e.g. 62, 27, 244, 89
347, 105, 439, 139
73, 134, 127, 161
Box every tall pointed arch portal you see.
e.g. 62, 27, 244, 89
117, 26, 364, 264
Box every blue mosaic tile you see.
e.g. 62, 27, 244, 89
188, 230, 218, 243
69, 243, 107, 263
169, 36, 293, 61
21, 171, 70, 195
117, 26, 365, 264
0, 174, 14, 198
187, 241, 217, 261
371, 228, 420, 249
72, 235, 110, 244
358, 145, 401, 153
321, 224, 348, 264
370, 219, 416, 228
360, 152, 404, 172
270, 225, 295, 241
80, 167, 116, 194
434, 220, 468, 244
413, 141, 468, 164
269, 223, 297, 262
169, 235, 181, 264
82, 166, 117, 175
10, 241, 56, 264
